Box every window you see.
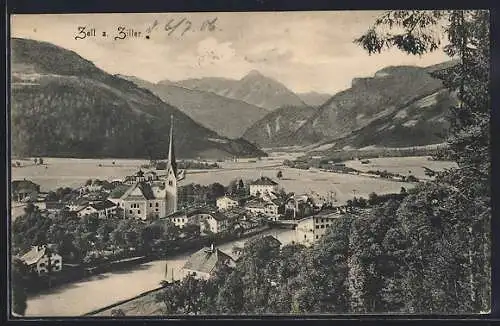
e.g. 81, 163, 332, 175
304, 234, 306, 239
156, 208, 159, 212
138, 210, 141, 214
156, 203, 159, 207
53, 259, 60, 264
321, 219, 324, 223
150, 203, 152, 207
129, 210, 133, 214
39, 263, 46, 267
316, 235, 319, 239
316, 225, 319, 229
321, 225, 324, 229
169, 181, 173, 186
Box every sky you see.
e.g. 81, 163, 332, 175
11, 11, 450, 94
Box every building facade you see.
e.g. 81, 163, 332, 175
249, 177, 279, 197
295, 210, 342, 247
216, 195, 239, 211
199, 212, 229, 234
19, 244, 63, 276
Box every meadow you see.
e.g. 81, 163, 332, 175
343, 156, 458, 180
11, 155, 456, 205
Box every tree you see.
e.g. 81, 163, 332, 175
156, 274, 207, 314
33, 158, 37, 165
368, 192, 379, 206
38, 157, 44, 165
227, 180, 238, 195
182, 223, 200, 238
11, 258, 28, 316
356, 10, 490, 313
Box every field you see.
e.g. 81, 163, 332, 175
11, 155, 457, 205
343, 156, 458, 180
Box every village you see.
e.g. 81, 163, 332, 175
11, 121, 360, 298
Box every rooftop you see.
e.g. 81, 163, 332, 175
19, 244, 57, 265
120, 182, 157, 200
183, 247, 234, 275
250, 177, 278, 186
90, 200, 117, 210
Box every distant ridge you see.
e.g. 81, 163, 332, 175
172, 70, 306, 111
122, 75, 269, 139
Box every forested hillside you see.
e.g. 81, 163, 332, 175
11, 38, 265, 159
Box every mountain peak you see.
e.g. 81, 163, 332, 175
244, 69, 265, 79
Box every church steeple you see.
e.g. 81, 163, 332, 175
167, 114, 177, 177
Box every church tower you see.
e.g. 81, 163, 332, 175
165, 115, 178, 215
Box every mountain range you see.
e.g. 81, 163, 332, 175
170, 70, 307, 111
243, 62, 458, 150
10, 38, 265, 159
121, 76, 269, 139
11, 37, 458, 159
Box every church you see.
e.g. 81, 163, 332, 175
113, 116, 178, 220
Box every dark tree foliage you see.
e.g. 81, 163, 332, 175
11, 258, 28, 316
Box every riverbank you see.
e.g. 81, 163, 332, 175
25, 228, 296, 316
25, 225, 271, 298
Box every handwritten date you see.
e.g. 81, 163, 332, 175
146, 17, 219, 37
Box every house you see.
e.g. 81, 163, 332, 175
249, 177, 279, 197
67, 198, 90, 212
166, 210, 195, 229
216, 195, 240, 211
285, 194, 316, 219
124, 169, 161, 185
244, 198, 267, 215
77, 200, 117, 218
261, 190, 279, 202
19, 244, 63, 276
11, 179, 40, 203
182, 244, 235, 279
199, 211, 230, 234
295, 210, 342, 247
245, 198, 282, 220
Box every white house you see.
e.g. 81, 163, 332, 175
245, 198, 282, 220
295, 210, 342, 247
19, 244, 63, 276
167, 211, 191, 229
216, 195, 240, 211
199, 212, 229, 234
249, 177, 279, 197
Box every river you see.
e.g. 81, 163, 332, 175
25, 228, 297, 317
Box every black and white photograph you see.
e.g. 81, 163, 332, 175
9, 10, 490, 317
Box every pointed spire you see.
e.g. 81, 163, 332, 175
168, 114, 177, 177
